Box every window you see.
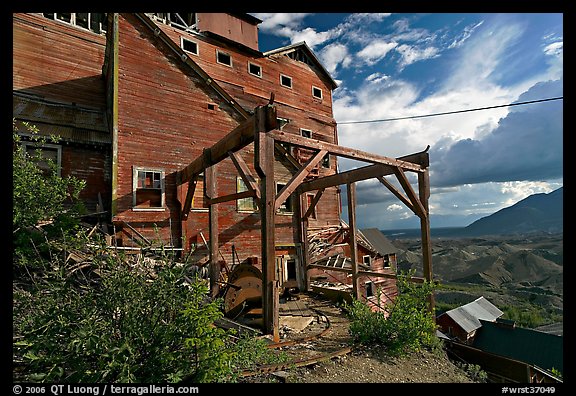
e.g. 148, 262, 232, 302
149, 13, 197, 31
384, 255, 391, 268
191, 172, 208, 211
365, 281, 374, 298
42, 13, 107, 34
312, 86, 323, 99
306, 194, 317, 219
181, 37, 198, 55
133, 168, 164, 209
237, 177, 257, 212
216, 50, 232, 67
300, 129, 312, 138
248, 62, 262, 77
322, 153, 330, 168
277, 117, 290, 130
276, 182, 294, 214
363, 255, 372, 266
24, 142, 61, 177
280, 74, 292, 88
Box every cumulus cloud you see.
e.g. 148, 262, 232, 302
356, 40, 398, 65
319, 43, 350, 74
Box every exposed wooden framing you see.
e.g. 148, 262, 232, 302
207, 165, 219, 297
347, 182, 360, 300
110, 13, 119, 216
393, 167, 426, 219
376, 175, 415, 213
303, 188, 324, 220
179, 174, 199, 216
275, 149, 327, 211
274, 141, 301, 170
294, 194, 308, 291
254, 106, 279, 341
228, 150, 261, 206
418, 168, 435, 312
307, 264, 425, 283
267, 130, 424, 172
207, 190, 255, 205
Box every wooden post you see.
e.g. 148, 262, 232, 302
254, 106, 279, 341
296, 193, 309, 291
347, 182, 360, 300
206, 164, 219, 297
418, 168, 435, 312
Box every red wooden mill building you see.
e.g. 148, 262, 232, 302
13, 13, 433, 339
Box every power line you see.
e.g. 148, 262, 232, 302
337, 96, 563, 125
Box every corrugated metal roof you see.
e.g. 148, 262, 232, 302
473, 319, 563, 373
445, 296, 503, 333
360, 228, 398, 256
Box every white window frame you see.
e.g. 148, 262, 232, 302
180, 36, 199, 55
276, 182, 294, 214
132, 167, 166, 211
237, 177, 257, 213
280, 74, 293, 88
248, 62, 262, 78
312, 85, 323, 99
42, 13, 107, 34
363, 255, 371, 265
23, 142, 62, 177
300, 128, 312, 138
216, 50, 233, 67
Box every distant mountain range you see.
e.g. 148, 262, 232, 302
462, 187, 563, 237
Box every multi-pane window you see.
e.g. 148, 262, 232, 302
24, 143, 61, 177
237, 177, 257, 212
133, 168, 164, 209
42, 13, 107, 34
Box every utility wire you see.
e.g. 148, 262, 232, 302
337, 96, 563, 125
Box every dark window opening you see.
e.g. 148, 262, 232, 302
312, 86, 323, 99
182, 37, 198, 55
322, 153, 330, 168
301, 129, 312, 138
280, 75, 292, 88
217, 51, 232, 66
366, 281, 374, 298
286, 259, 297, 281
276, 183, 294, 214
249, 62, 262, 77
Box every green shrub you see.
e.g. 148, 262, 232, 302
346, 271, 441, 356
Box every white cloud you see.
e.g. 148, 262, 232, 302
395, 44, 439, 69
356, 40, 398, 65
319, 43, 350, 74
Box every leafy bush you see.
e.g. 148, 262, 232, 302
345, 271, 441, 356
13, 245, 283, 383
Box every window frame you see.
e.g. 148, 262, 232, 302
276, 182, 294, 214
132, 167, 166, 211
216, 50, 233, 67
237, 177, 258, 213
300, 128, 312, 139
248, 62, 262, 78
42, 13, 107, 34
312, 85, 323, 99
23, 142, 62, 177
190, 172, 208, 212
180, 36, 199, 55
280, 74, 293, 88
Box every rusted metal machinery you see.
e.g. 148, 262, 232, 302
223, 263, 263, 319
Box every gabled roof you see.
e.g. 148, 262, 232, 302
263, 41, 338, 90
360, 228, 397, 256
441, 296, 503, 334
473, 319, 563, 373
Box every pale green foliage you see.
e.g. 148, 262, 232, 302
346, 271, 441, 356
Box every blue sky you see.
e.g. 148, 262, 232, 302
251, 13, 563, 230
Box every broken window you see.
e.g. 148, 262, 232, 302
181, 37, 198, 55
363, 255, 371, 266
237, 177, 257, 212
42, 13, 107, 34
216, 50, 232, 67
280, 74, 292, 88
24, 142, 61, 177
276, 182, 294, 214
312, 86, 323, 99
248, 62, 262, 77
384, 255, 391, 268
133, 168, 164, 209
149, 13, 197, 31
322, 153, 330, 169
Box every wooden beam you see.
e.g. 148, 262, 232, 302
275, 149, 327, 211
228, 150, 261, 206
254, 106, 279, 341
268, 130, 425, 172
297, 146, 429, 194
376, 175, 415, 213
347, 182, 360, 300
207, 165, 219, 297
207, 190, 255, 205
303, 189, 325, 220
307, 264, 425, 283
180, 174, 199, 217
274, 141, 301, 170
394, 167, 426, 219
418, 169, 434, 312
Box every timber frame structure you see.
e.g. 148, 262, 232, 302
175, 102, 433, 341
